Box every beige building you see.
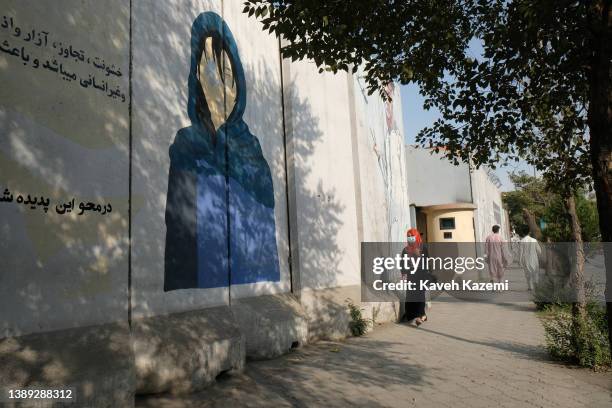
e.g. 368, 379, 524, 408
420, 203, 477, 243
406, 146, 508, 244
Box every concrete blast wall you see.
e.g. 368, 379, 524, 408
131, 0, 291, 320
0, 1, 133, 405
471, 167, 508, 242
0, 1, 409, 404
353, 76, 411, 243
0, 0, 130, 339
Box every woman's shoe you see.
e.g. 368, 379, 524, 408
414, 317, 423, 326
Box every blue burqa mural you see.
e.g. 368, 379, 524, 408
164, 12, 280, 291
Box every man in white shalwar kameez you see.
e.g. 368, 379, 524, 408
518, 230, 541, 291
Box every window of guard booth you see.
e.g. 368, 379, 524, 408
439, 217, 456, 230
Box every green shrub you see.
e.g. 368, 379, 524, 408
532, 276, 573, 310
533, 276, 596, 311
542, 304, 611, 369
346, 300, 371, 337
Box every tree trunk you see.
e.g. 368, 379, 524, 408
522, 208, 543, 241
587, 0, 612, 354
545, 237, 553, 278
565, 195, 586, 321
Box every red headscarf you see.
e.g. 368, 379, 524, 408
406, 228, 422, 255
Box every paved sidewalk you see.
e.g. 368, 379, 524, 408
138, 272, 612, 407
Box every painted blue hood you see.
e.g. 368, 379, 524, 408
187, 12, 247, 128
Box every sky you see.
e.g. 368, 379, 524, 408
399, 84, 536, 193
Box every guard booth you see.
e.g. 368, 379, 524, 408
414, 203, 476, 243
414, 203, 479, 282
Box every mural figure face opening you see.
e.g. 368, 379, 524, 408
198, 36, 236, 131
163, 12, 280, 292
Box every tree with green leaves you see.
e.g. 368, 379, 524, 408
503, 173, 549, 240
243, 0, 611, 353
418, 0, 610, 343
504, 170, 601, 327
243, 0, 478, 96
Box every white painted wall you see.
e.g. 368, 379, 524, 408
131, 0, 291, 319
223, 0, 291, 300
471, 167, 508, 242
0, 0, 130, 337
284, 62, 361, 290
352, 76, 410, 242
1, 0, 411, 337
405, 146, 473, 207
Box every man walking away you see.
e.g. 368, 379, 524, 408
518, 226, 542, 291
485, 225, 508, 283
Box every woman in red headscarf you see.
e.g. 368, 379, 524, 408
401, 228, 428, 325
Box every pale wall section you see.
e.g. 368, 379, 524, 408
282, 66, 408, 338
352, 76, 389, 242
352, 76, 410, 243
222, 0, 290, 300
386, 84, 412, 242
471, 167, 508, 241
131, 0, 225, 319
406, 146, 473, 207
349, 76, 408, 329
0, 0, 130, 337
285, 62, 360, 291
131, 0, 291, 319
